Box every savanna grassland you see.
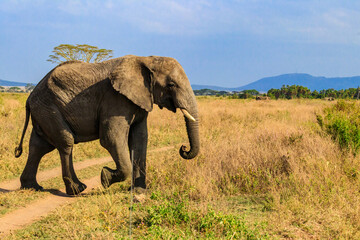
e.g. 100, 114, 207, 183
1, 92, 360, 239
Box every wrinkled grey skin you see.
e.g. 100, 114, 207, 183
15, 55, 200, 195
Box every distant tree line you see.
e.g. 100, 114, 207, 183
194, 89, 260, 98
267, 85, 360, 99
194, 85, 360, 100
0, 84, 35, 93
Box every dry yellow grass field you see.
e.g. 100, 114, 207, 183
1, 93, 360, 238
148, 97, 360, 238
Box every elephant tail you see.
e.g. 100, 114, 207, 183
15, 101, 30, 158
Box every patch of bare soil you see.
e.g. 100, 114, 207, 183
0, 146, 174, 236
0, 176, 100, 236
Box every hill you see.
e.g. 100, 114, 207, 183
0, 79, 28, 86
236, 73, 360, 91
192, 73, 360, 92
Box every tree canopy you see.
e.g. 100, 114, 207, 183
194, 85, 360, 100
47, 44, 113, 64
267, 85, 360, 100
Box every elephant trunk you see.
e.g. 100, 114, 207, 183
179, 107, 200, 159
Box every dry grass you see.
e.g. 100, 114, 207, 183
2, 94, 360, 238
148, 98, 335, 198
147, 98, 360, 238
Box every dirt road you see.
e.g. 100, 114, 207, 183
0, 157, 111, 192
0, 146, 173, 236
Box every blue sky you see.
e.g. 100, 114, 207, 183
1, 0, 360, 87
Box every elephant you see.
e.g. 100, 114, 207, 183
14, 55, 199, 195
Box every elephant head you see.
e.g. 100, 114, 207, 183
109, 56, 200, 159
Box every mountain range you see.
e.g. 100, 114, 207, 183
0, 79, 28, 86
192, 73, 360, 92
2, 73, 360, 91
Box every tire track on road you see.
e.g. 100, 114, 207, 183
0, 146, 174, 236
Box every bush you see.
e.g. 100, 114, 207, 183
317, 100, 360, 154
134, 192, 268, 239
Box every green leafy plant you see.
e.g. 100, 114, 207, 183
317, 100, 360, 154
142, 194, 191, 227
197, 209, 268, 239
134, 192, 268, 239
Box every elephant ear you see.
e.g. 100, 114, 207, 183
109, 57, 154, 112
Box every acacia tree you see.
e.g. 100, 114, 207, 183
47, 44, 113, 64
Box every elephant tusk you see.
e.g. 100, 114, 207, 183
180, 109, 196, 122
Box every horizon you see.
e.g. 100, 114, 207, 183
1, 1, 360, 87
4, 72, 360, 90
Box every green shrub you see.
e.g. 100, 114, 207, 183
134, 192, 269, 239
143, 194, 190, 226
317, 100, 360, 154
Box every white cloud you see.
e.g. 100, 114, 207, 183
2, 0, 360, 43
111, 0, 221, 35
288, 7, 360, 44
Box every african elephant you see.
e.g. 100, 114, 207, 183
15, 55, 199, 195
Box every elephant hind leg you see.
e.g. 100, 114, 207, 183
52, 121, 86, 195
32, 104, 86, 195
20, 130, 55, 191
59, 146, 87, 195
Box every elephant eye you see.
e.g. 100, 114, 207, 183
167, 82, 175, 88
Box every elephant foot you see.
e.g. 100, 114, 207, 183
20, 181, 44, 191
128, 177, 147, 193
101, 166, 127, 189
101, 166, 113, 189
65, 180, 87, 196
128, 186, 147, 194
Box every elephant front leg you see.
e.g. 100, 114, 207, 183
128, 119, 148, 193
100, 123, 132, 189
100, 148, 132, 189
